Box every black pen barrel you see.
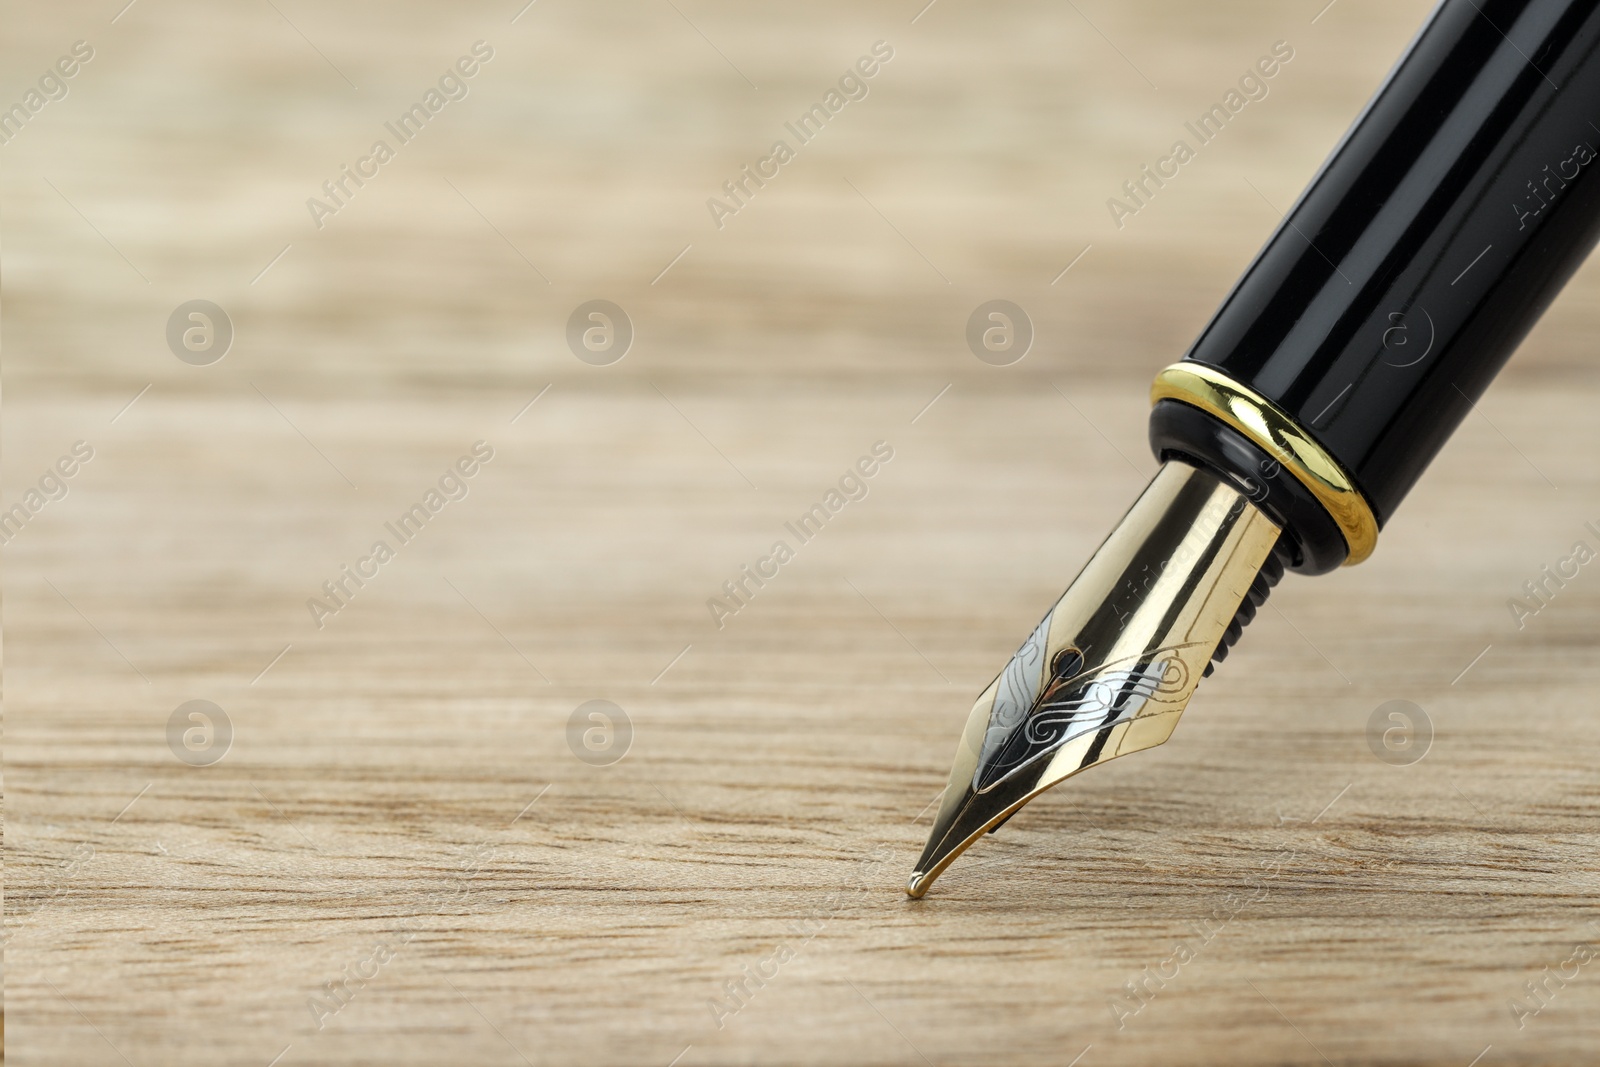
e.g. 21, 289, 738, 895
1151, 0, 1600, 573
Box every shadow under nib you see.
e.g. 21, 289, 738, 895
907, 459, 1281, 898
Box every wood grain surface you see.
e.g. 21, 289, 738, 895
6, 1, 1600, 1065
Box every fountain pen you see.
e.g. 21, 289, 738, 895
909, 0, 1600, 897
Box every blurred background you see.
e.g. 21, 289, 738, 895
6, 1, 1599, 1064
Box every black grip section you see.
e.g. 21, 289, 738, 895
1150, 399, 1349, 573
1170, 0, 1600, 528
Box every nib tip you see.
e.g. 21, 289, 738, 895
905, 871, 930, 898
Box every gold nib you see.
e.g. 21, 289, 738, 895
907, 459, 1282, 898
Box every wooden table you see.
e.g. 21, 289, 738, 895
6, 1, 1599, 1064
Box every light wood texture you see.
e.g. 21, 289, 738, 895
6, 1, 1600, 1065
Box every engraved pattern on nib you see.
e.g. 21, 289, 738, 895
974, 650, 1194, 793
1025, 657, 1188, 743
975, 611, 1053, 773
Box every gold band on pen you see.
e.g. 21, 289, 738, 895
1150, 362, 1379, 566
